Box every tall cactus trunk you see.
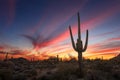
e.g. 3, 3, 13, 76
78, 52, 83, 78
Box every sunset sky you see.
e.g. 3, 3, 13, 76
0, 0, 120, 60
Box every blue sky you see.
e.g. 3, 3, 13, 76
0, 0, 120, 59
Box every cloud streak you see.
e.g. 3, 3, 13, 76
44, 3, 120, 47
87, 37, 120, 57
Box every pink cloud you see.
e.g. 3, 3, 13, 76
109, 37, 120, 41
47, 4, 120, 45
11, 50, 30, 55
0, 46, 4, 50
87, 36, 120, 56
90, 28, 120, 40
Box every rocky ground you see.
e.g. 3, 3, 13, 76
0, 55, 120, 80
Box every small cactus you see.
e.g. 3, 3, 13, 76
69, 12, 89, 78
5, 52, 9, 61
57, 55, 59, 62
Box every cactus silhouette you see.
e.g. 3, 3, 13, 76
5, 52, 9, 61
57, 55, 59, 62
69, 12, 89, 78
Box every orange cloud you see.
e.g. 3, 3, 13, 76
82, 35, 120, 59
85, 53, 117, 59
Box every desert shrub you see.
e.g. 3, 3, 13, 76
13, 73, 27, 80
37, 63, 78, 80
88, 60, 112, 73
85, 69, 110, 80
0, 69, 12, 80
0, 61, 15, 70
31, 69, 37, 76
111, 70, 120, 80
51, 63, 78, 80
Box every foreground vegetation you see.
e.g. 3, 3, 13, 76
0, 55, 120, 80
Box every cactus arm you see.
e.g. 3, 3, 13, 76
69, 26, 77, 51
82, 30, 88, 52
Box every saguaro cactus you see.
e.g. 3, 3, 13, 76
5, 52, 9, 61
69, 12, 89, 78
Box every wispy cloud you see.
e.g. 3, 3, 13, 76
90, 28, 120, 40
11, 49, 30, 55
45, 4, 120, 46
87, 37, 120, 57
21, 34, 50, 50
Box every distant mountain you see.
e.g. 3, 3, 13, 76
110, 54, 120, 61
